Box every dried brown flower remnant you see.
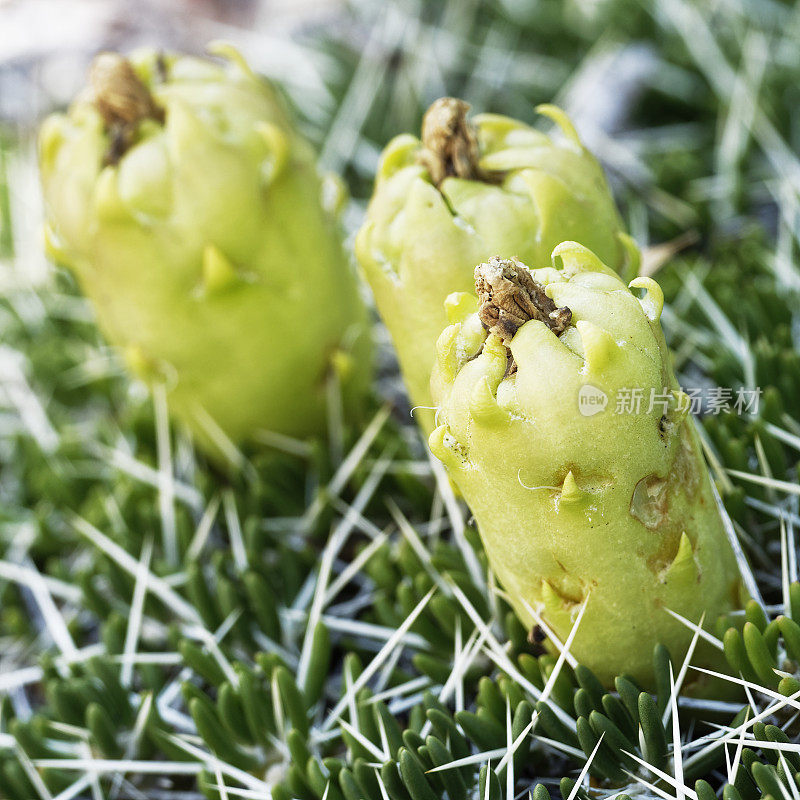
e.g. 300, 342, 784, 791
476, 256, 572, 344
418, 97, 483, 187
89, 53, 164, 163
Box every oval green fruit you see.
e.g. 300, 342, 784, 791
429, 244, 743, 688
39, 45, 371, 460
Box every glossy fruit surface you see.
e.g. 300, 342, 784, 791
357, 99, 636, 432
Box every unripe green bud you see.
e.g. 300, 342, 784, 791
39, 44, 370, 459
429, 244, 743, 687
356, 98, 636, 432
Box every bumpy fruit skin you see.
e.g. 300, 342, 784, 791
39, 45, 370, 457
429, 243, 742, 688
356, 104, 636, 433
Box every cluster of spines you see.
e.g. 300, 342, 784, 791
1, 656, 140, 798
721, 589, 800, 695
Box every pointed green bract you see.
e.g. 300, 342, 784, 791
429, 244, 743, 687
39, 46, 370, 459
356, 99, 636, 433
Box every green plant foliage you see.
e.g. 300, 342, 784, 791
2, 0, 800, 798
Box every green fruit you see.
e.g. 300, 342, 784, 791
428, 244, 743, 688
39, 44, 370, 459
356, 98, 636, 433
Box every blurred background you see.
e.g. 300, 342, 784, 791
3, 0, 799, 283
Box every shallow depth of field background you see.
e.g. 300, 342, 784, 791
5, 0, 798, 274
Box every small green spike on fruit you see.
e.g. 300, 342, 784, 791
165, 100, 212, 158
201, 244, 239, 295
664, 531, 700, 586
559, 471, 584, 505
93, 167, 131, 222
469, 376, 510, 427
255, 121, 289, 181
629, 276, 665, 322
123, 345, 163, 383
429, 248, 744, 687
444, 291, 478, 324
576, 319, 619, 375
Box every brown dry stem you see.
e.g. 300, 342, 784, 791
417, 97, 486, 187
90, 52, 164, 164
475, 256, 571, 373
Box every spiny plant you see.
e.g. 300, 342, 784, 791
428, 246, 743, 686
3, 0, 800, 798
356, 98, 636, 433
38, 45, 371, 462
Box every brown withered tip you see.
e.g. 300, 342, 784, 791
90, 53, 163, 127
89, 52, 164, 164
475, 256, 571, 373
417, 97, 484, 187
